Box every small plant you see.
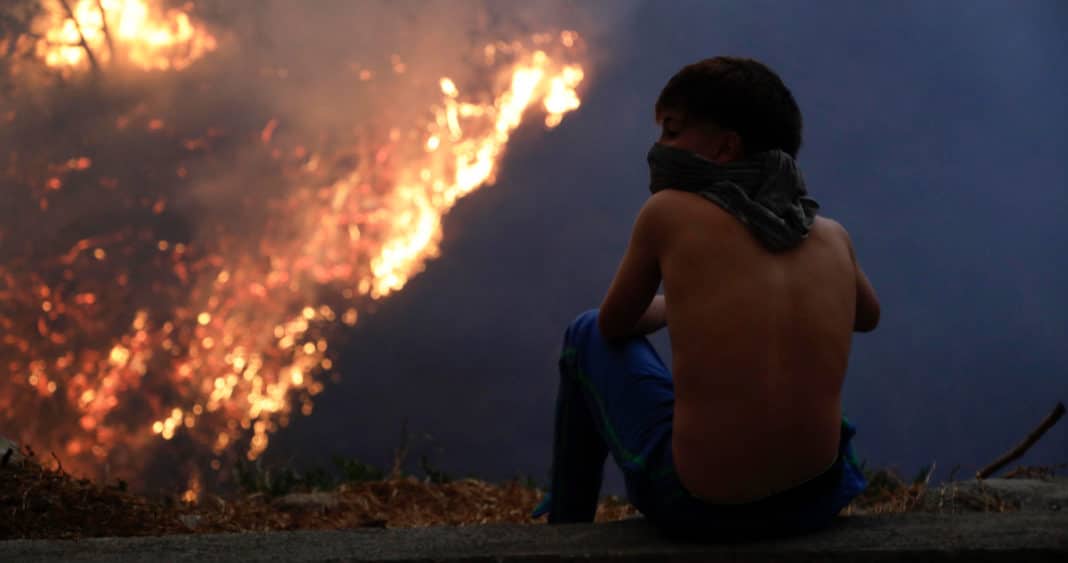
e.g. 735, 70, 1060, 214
301, 466, 337, 491
333, 456, 384, 484
232, 459, 303, 497
232, 455, 389, 496
520, 475, 540, 490
910, 463, 935, 486
419, 455, 452, 484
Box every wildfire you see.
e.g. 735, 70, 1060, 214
367, 52, 585, 298
34, 0, 216, 71
1, 18, 585, 489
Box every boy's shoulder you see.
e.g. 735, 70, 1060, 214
636, 189, 743, 245
812, 215, 847, 236
639, 189, 735, 227
639, 192, 853, 257
810, 215, 854, 252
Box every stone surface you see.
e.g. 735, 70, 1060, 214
2, 512, 1066, 562
967, 478, 1066, 511
918, 477, 1068, 513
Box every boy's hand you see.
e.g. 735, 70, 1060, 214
631, 295, 667, 336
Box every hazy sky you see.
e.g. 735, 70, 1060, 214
271, 0, 1068, 489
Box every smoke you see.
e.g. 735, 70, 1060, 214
0, 0, 611, 490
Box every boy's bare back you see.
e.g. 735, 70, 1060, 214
622, 189, 875, 503
658, 189, 857, 501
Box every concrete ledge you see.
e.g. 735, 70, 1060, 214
3, 512, 1066, 562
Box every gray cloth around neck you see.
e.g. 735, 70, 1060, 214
647, 143, 820, 252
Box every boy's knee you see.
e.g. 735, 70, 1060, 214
565, 309, 601, 341
571, 309, 600, 329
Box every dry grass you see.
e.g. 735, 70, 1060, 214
844, 464, 1062, 515
0, 447, 634, 539
166, 476, 637, 535
1, 447, 190, 539
3, 447, 1053, 540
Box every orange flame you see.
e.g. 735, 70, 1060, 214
35, 0, 216, 71
1, 29, 586, 483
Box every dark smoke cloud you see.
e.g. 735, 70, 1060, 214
0, 0, 627, 487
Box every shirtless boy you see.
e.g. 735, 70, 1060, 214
535, 57, 880, 540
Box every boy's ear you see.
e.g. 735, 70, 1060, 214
714, 130, 745, 163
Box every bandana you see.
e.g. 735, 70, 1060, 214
647, 143, 820, 251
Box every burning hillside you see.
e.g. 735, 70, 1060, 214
0, 1, 586, 494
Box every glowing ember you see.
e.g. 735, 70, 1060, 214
1, 26, 585, 486
34, 0, 216, 71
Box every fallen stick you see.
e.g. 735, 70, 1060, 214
976, 401, 1065, 480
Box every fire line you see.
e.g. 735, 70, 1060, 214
2, 2, 587, 493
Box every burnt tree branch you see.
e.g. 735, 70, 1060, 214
94, 0, 114, 62
976, 401, 1066, 479
58, 0, 99, 74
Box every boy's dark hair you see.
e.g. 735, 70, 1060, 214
655, 57, 803, 158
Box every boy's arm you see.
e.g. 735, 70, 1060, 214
842, 225, 880, 333
854, 263, 880, 333
632, 294, 667, 336
598, 196, 667, 342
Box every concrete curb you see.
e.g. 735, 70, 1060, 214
2, 512, 1066, 562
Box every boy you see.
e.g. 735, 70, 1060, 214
536, 57, 879, 540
